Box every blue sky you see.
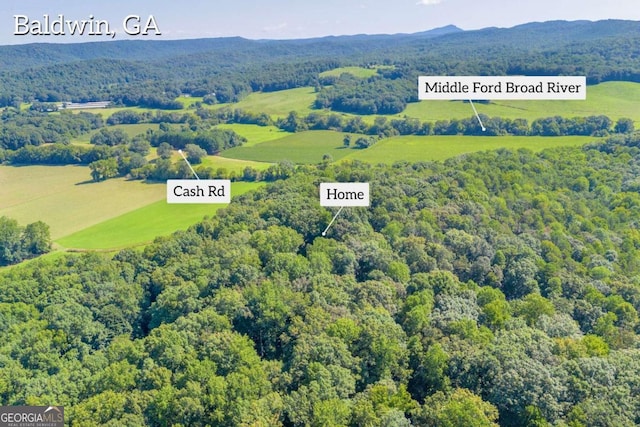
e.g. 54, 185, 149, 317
2, 0, 639, 45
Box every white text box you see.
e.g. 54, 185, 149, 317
418, 76, 586, 100
320, 182, 370, 207
167, 180, 231, 204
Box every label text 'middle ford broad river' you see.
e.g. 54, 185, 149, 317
418, 76, 586, 100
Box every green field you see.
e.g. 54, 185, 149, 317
213, 87, 318, 118
221, 130, 356, 164
204, 81, 640, 127
319, 65, 395, 78
342, 135, 597, 163
320, 66, 379, 78
176, 95, 204, 108
216, 124, 292, 147
0, 165, 166, 239
57, 182, 264, 250
59, 81, 640, 129
402, 82, 640, 124
198, 155, 271, 172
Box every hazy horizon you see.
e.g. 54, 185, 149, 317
2, 0, 639, 45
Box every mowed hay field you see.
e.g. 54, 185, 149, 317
319, 66, 380, 78
402, 82, 640, 124
216, 124, 292, 147
197, 155, 272, 172
342, 135, 597, 163
212, 87, 318, 119
58, 182, 264, 250
200, 82, 640, 127
222, 130, 357, 164
0, 165, 165, 240
219, 129, 597, 165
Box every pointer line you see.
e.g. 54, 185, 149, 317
322, 206, 344, 236
468, 100, 486, 132
178, 149, 200, 180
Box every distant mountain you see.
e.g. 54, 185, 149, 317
413, 25, 464, 37
0, 24, 466, 73
0, 19, 638, 106
430, 19, 640, 50
4, 20, 637, 73
0, 37, 257, 72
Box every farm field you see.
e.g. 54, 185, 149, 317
402, 82, 640, 124
212, 87, 318, 119
197, 155, 272, 172
195, 81, 640, 126
221, 130, 355, 164
59, 82, 640, 136
57, 182, 264, 250
342, 135, 597, 163
319, 66, 380, 78
0, 165, 165, 240
215, 124, 292, 147
176, 95, 204, 107
55, 81, 640, 130
219, 129, 598, 165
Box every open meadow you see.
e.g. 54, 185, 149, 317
342, 135, 597, 163
197, 155, 272, 172
402, 81, 640, 124
0, 165, 166, 239
319, 66, 382, 78
0, 164, 265, 251
57, 182, 264, 250
219, 130, 598, 164
210, 87, 318, 119
215, 124, 292, 147
221, 130, 356, 164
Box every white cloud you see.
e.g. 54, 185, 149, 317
416, 0, 443, 5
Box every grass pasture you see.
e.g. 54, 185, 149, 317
342, 135, 597, 163
320, 66, 379, 78
57, 182, 264, 250
221, 130, 356, 164
197, 155, 272, 172
55, 81, 640, 130
402, 82, 640, 124
319, 65, 394, 79
0, 165, 166, 240
217, 87, 318, 118
176, 95, 204, 108
216, 124, 292, 147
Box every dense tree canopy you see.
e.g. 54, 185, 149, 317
3, 132, 640, 425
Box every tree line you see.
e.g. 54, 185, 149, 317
212, 107, 634, 138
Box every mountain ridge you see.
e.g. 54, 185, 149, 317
1, 19, 637, 72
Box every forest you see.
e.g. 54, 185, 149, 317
2, 133, 640, 425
